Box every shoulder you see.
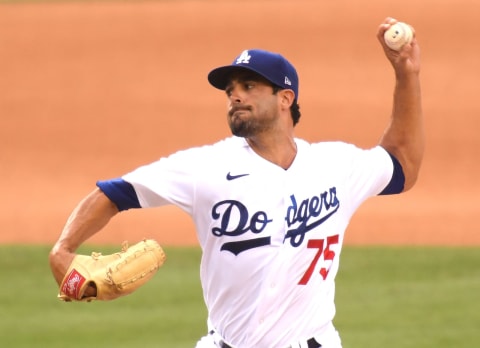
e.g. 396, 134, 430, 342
187, 136, 247, 153
210, 136, 249, 151
298, 138, 388, 156
296, 139, 391, 170
296, 138, 360, 156
166, 136, 246, 160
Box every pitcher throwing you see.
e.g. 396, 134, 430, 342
49, 17, 424, 348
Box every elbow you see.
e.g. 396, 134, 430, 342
382, 144, 424, 193
403, 169, 420, 192
401, 153, 424, 192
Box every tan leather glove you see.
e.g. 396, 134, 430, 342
58, 239, 166, 302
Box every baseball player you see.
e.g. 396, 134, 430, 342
49, 17, 424, 348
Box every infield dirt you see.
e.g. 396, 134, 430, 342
1, 0, 479, 246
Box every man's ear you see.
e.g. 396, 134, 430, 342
280, 89, 295, 109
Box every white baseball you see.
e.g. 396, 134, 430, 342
384, 22, 413, 51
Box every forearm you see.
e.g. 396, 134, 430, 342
49, 188, 119, 284
377, 18, 425, 192
380, 72, 424, 190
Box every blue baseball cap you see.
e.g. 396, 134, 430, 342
208, 49, 299, 99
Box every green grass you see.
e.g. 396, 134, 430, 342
0, 245, 479, 347
335, 247, 480, 348
0, 245, 206, 348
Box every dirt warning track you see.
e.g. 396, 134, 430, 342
1, 1, 479, 245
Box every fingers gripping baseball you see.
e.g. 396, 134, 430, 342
58, 239, 166, 302
378, 17, 420, 75
379, 17, 415, 49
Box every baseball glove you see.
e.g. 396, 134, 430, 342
58, 239, 166, 302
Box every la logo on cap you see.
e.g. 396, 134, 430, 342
236, 50, 251, 64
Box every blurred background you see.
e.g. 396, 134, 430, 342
1, 2, 479, 347
1, 0, 479, 246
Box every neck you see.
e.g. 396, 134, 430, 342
246, 134, 297, 170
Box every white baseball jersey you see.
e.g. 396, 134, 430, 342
101, 136, 395, 347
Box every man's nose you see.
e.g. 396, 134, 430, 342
228, 84, 244, 103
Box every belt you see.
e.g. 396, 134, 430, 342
211, 331, 322, 348
292, 338, 322, 348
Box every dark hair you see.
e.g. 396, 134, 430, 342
272, 86, 301, 126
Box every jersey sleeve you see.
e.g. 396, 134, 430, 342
118, 147, 202, 214
96, 178, 141, 211
96, 146, 204, 213
378, 150, 405, 195
343, 145, 400, 202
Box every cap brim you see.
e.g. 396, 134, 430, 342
208, 65, 264, 91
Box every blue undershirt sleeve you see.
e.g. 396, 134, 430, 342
96, 178, 141, 211
379, 152, 405, 195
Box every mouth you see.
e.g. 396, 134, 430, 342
229, 105, 251, 118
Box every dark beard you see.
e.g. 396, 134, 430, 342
228, 105, 255, 137
227, 105, 273, 137
229, 117, 254, 137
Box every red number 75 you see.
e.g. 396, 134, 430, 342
298, 234, 339, 285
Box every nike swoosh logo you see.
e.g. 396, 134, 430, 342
226, 172, 250, 181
